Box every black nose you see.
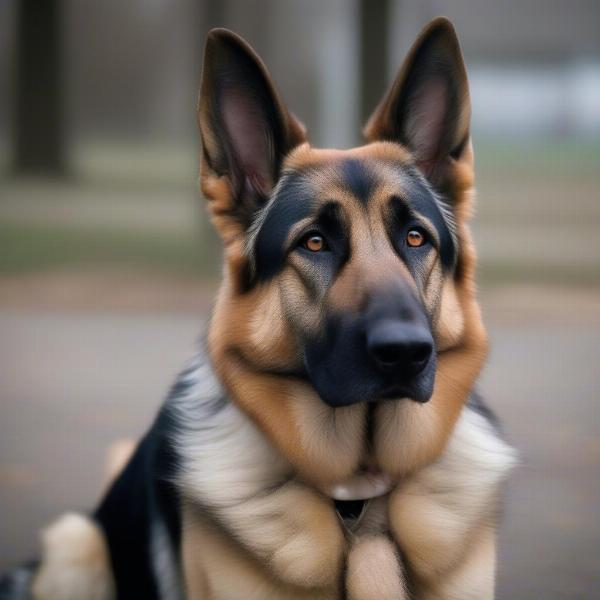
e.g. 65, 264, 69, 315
367, 320, 433, 375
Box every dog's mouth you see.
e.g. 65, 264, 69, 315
334, 498, 368, 528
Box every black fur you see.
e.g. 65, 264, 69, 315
94, 403, 182, 600
200, 30, 304, 227
389, 169, 456, 271
340, 158, 376, 204
253, 171, 316, 281
467, 391, 502, 432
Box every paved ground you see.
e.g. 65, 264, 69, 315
0, 287, 598, 598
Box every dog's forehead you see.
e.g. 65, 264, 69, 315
250, 141, 456, 280
276, 147, 447, 229
283, 142, 413, 171
282, 142, 415, 205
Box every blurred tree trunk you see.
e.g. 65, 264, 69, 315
360, 0, 390, 124
197, 0, 227, 277
14, 0, 65, 175
204, 0, 225, 30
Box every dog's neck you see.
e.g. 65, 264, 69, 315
170, 349, 515, 520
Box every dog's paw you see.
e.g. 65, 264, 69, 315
31, 513, 115, 600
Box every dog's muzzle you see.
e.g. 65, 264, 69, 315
304, 283, 436, 407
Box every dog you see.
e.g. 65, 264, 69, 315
0, 17, 516, 600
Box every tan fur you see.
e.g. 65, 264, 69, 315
182, 503, 338, 600
206, 339, 365, 484
31, 513, 115, 600
435, 279, 465, 351
102, 438, 136, 490
389, 408, 516, 596
325, 201, 416, 312
210, 482, 344, 588
346, 536, 408, 600
414, 526, 496, 600
284, 141, 412, 172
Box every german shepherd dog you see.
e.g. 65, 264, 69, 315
1, 17, 515, 600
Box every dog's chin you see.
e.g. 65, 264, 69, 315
319, 468, 396, 529
324, 469, 395, 501
376, 368, 436, 403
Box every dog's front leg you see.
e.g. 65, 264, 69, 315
389, 485, 496, 600
229, 480, 345, 588
409, 525, 497, 600
176, 387, 348, 594
346, 535, 408, 600
183, 481, 345, 595
388, 408, 515, 600
346, 528, 494, 600
342, 496, 409, 600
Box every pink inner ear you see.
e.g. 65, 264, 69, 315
222, 89, 273, 195
405, 77, 447, 166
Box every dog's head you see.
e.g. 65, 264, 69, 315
199, 18, 486, 484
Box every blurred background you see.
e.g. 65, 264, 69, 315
0, 1, 599, 597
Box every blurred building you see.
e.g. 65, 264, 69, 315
1, 0, 600, 171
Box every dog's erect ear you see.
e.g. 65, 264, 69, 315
198, 29, 306, 230
364, 17, 470, 187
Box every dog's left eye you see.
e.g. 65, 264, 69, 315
406, 228, 427, 248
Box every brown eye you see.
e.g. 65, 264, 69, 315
304, 234, 325, 252
406, 229, 426, 248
